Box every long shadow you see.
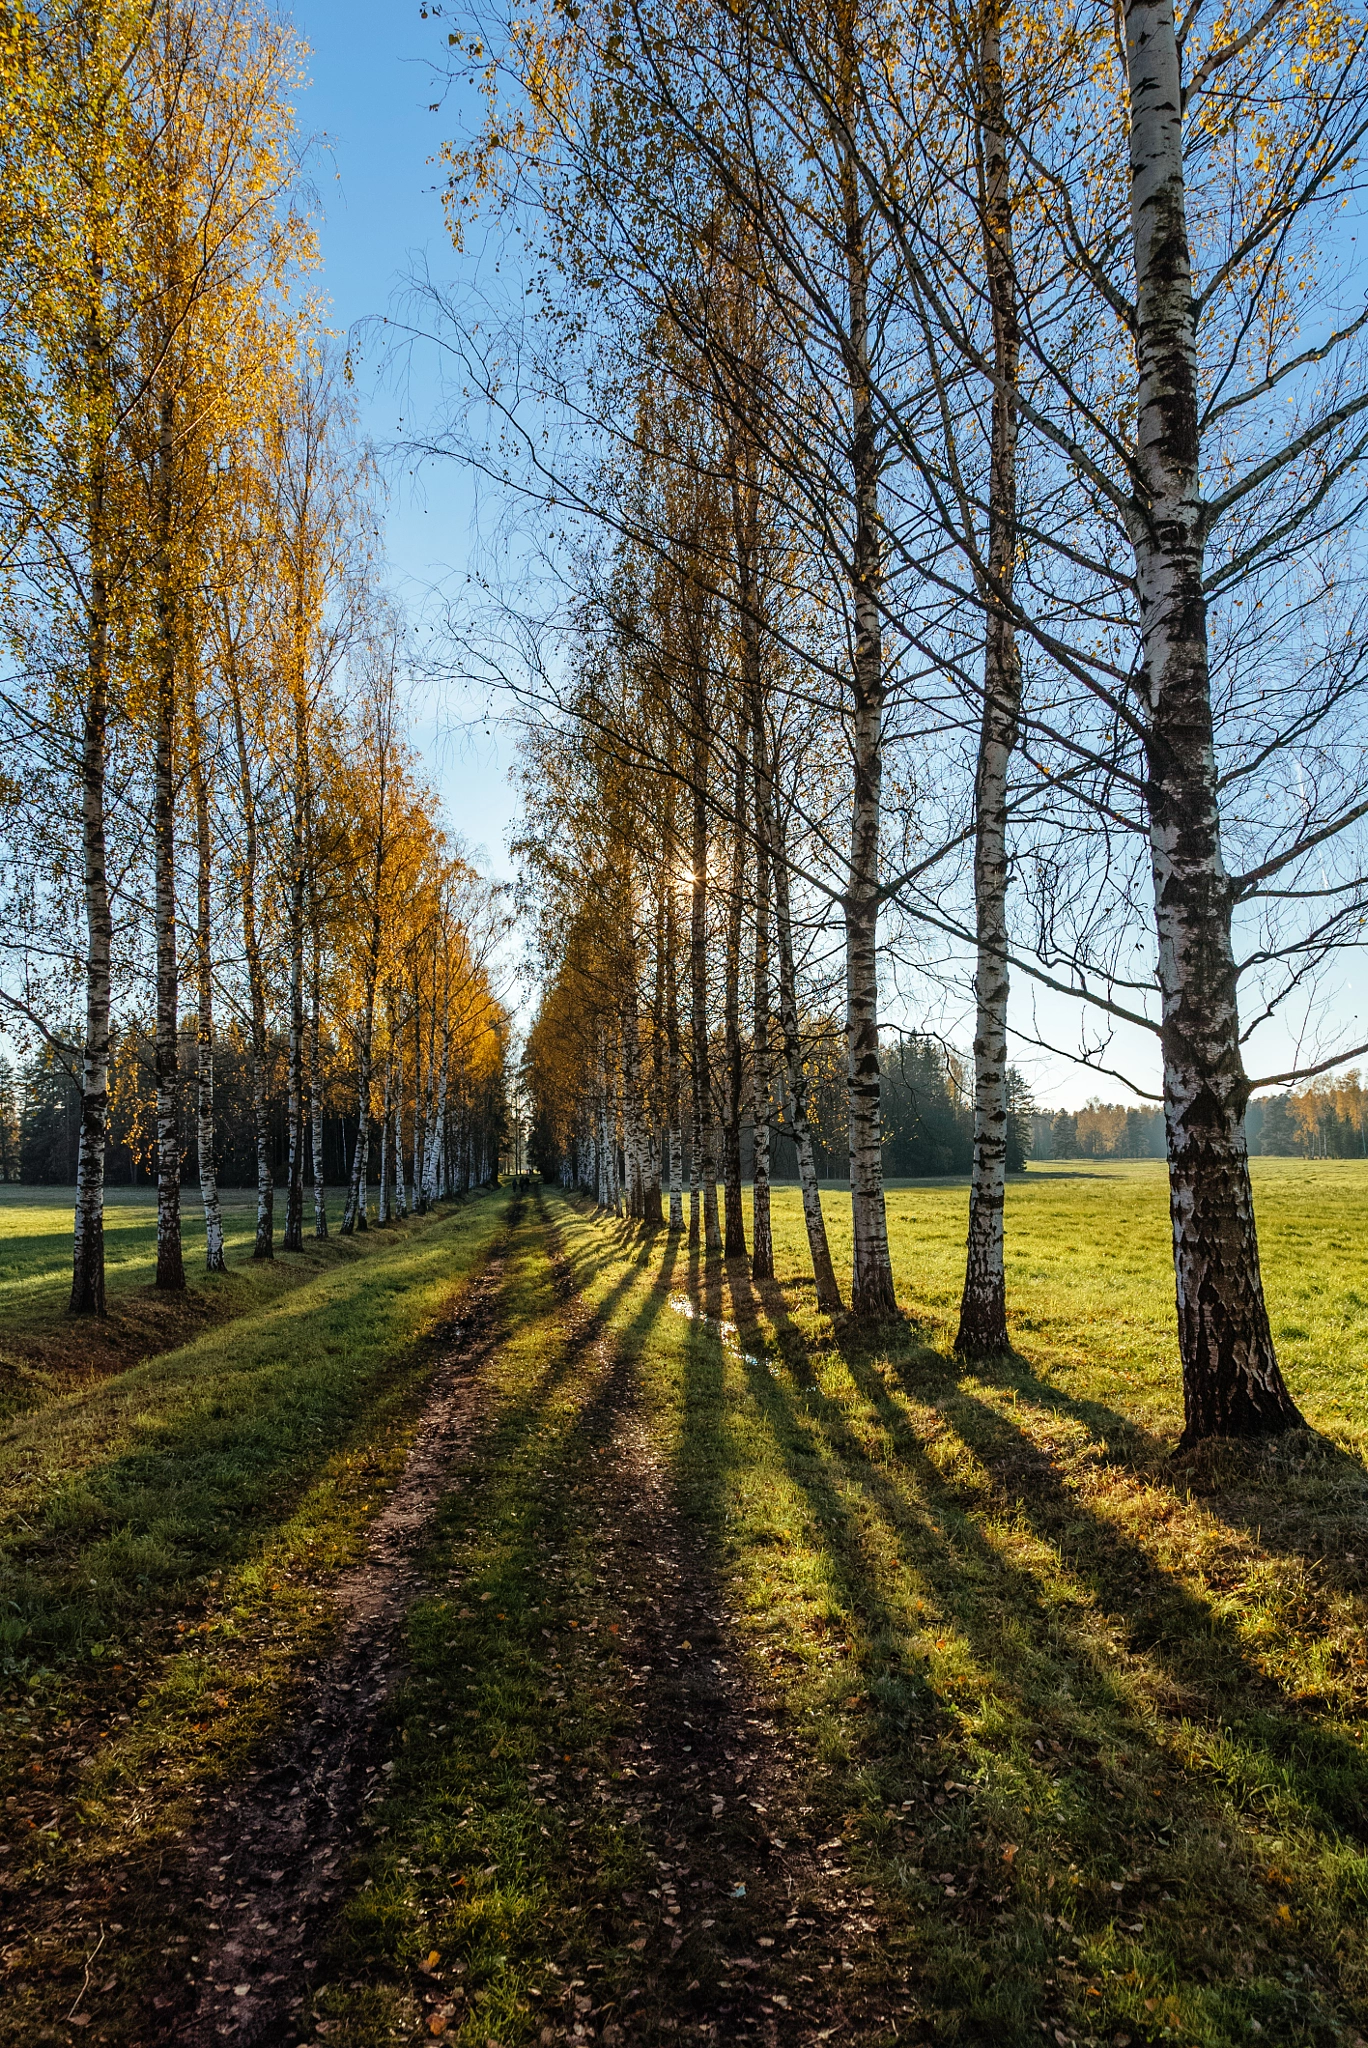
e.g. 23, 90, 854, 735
734, 1254, 1368, 1819
852, 1288, 1368, 1599
0, 1192, 517, 1667
818, 1299, 1368, 1839
679, 1257, 1367, 2040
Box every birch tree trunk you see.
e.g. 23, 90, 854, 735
623, 978, 645, 1219
283, 863, 306, 1251
751, 783, 774, 1283
722, 745, 748, 1259
310, 935, 327, 1238
378, 1037, 393, 1225
1123, 0, 1303, 1441
645, 890, 666, 1227
840, 155, 896, 1319
957, 0, 1021, 1357
690, 731, 723, 1252
394, 1031, 408, 1217
71, 482, 113, 1316
770, 804, 843, 1313
342, 970, 378, 1235
190, 717, 225, 1274
229, 677, 273, 1259
665, 872, 685, 1231
153, 397, 184, 1293
424, 997, 450, 1208
413, 996, 427, 1212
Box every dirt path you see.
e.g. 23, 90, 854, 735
149, 1198, 906, 2046
164, 1237, 513, 2048
527, 1214, 904, 2046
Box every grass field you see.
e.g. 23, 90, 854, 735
817, 1155, 1368, 1448
0, 1188, 511, 2043
289, 1170, 1368, 2047
0, 1162, 1364, 2046
0, 1183, 392, 1417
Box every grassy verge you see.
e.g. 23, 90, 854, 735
0, 1185, 377, 1415
0, 1188, 508, 2047
346, 1177, 1368, 2046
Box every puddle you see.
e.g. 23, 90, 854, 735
667, 1294, 779, 1374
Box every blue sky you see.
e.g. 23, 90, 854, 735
292, 6, 1368, 1110
297, 0, 519, 882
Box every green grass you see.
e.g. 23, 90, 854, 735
690, 1162, 1368, 2041
0, 1182, 264, 1315
309, 1167, 1368, 2045
0, 1183, 388, 1424
3, 1161, 1366, 2046
0, 1187, 509, 2045
313, 1204, 660, 2045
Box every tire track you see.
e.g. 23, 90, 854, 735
163, 1228, 515, 2047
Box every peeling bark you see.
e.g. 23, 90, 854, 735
71, 472, 113, 1317
1124, 0, 1303, 1440
840, 147, 895, 1320
152, 395, 184, 1294
958, 0, 1021, 1359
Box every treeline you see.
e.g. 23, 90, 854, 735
1031, 1084, 1368, 1162
1250, 1079, 1368, 1159
0, 2, 507, 1306
6, 1025, 506, 1191
1035, 1105, 1166, 1162
457, 0, 1368, 1443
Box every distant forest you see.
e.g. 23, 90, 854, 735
4, 1038, 1365, 1188
0, 1035, 439, 1188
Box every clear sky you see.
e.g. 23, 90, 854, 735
297, 0, 519, 884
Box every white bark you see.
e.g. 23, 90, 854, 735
841, 155, 895, 1319
1124, 0, 1303, 1439
190, 726, 225, 1274
71, 521, 112, 1316
958, 0, 1021, 1357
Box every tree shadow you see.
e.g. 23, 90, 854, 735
665, 1252, 1368, 2038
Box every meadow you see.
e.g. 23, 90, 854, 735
0, 1162, 1363, 2046
0, 1183, 383, 1416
